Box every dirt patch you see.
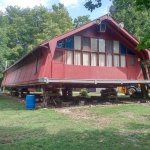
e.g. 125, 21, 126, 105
55, 107, 99, 119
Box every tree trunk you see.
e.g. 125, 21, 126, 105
140, 84, 148, 99
140, 61, 149, 99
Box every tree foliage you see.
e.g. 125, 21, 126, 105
84, 0, 102, 12
73, 15, 91, 27
135, 0, 150, 11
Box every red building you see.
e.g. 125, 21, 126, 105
2, 14, 150, 90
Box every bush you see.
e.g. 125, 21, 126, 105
79, 88, 88, 96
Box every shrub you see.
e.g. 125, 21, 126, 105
79, 88, 88, 96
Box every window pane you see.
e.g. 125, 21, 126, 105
91, 53, 97, 66
121, 55, 126, 67
54, 51, 63, 62
129, 57, 135, 66
99, 54, 105, 66
114, 41, 119, 53
127, 49, 135, 55
83, 52, 90, 66
74, 36, 81, 50
99, 39, 105, 52
56, 40, 65, 48
65, 36, 74, 49
120, 43, 126, 54
75, 51, 82, 65
107, 54, 112, 67
91, 38, 98, 51
66, 50, 73, 65
106, 40, 113, 53
83, 37, 90, 50
114, 55, 120, 67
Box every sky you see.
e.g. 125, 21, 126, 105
0, 0, 112, 20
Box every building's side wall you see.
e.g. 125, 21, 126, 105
2, 47, 51, 87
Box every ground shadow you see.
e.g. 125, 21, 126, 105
0, 125, 149, 150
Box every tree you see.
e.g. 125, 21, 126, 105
73, 15, 91, 28
135, 0, 150, 11
84, 0, 102, 12
134, 0, 150, 49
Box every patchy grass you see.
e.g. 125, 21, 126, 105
0, 94, 150, 150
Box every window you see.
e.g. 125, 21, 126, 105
54, 51, 63, 62
74, 35, 81, 50
129, 57, 135, 66
91, 53, 97, 66
120, 43, 126, 54
114, 55, 120, 67
99, 54, 105, 66
99, 39, 105, 52
107, 54, 112, 67
75, 51, 82, 65
83, 37, 90, 50
83, 52, 90, 66
121, 55, 126, 67
114, 41, 119, 53
66, 50, 73, 65
127, 49, 135, 55
106, 40, 113, 53
56, 40, 65, 48
61, 37, 132, 68
65, 36, 74, 49
91, 38, 98, 51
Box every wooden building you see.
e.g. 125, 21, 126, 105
2, 14, 150, 90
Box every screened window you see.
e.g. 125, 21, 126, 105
65, 36, 74, 49
91, 53, 97, 66
54, 51, 63, 62
114, 55, 120, 67
121, 55, 126, 67
106, 40, 113, 53
107, 54, 112, 67
99, 39, 105, 52
83, 37, 90, 50
75, 51, 82, 65
91, 38, 98, 51
99, 54, 105, 66
74, 35, 81, 50
113, 41, 119, 53
83, 52, 90, 66
66, 50, 73, 65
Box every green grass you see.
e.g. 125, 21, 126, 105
0, 94, 150, 150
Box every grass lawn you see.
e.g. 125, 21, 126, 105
0, 94, 150, 150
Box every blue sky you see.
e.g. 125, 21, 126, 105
0, 0, 112, 20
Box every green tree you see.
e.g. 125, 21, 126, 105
84, 0, 102, 12
135, 0, 150, 11
73, 15, 91, 28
